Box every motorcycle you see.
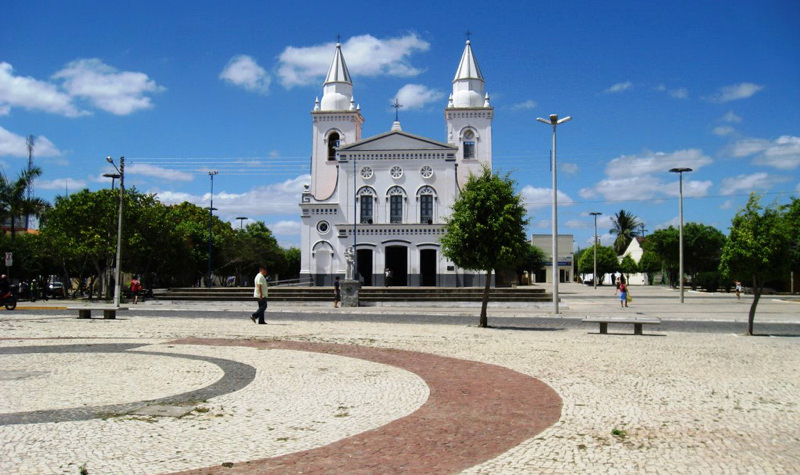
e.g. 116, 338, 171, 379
1, 291, 17, 310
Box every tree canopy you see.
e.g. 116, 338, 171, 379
441, 167, 529, 327
719, 193, 793, 335
610, 209, 642, 255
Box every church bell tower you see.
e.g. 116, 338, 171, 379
310, 42, 364, 200
445, 39, 493, 186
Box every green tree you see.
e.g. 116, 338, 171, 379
221, 221, 286, 284
441, 167, 528, 327
719, 194, 793, 335
644, 227, 680, 286
784, 197, 800, 289
619, 254, 638, 283
515, 243, 546, 284
638, 250, 662, 284
0, 166, 50, 240
577, 244, 618, 284
610, 209, 642, 255
684, 223, 727, 289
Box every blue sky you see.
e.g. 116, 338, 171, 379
2, 0, 798, 251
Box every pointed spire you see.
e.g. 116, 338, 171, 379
453, 40, 484, 82
324, 42, 352, 85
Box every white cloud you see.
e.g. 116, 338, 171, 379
393, 84, 444, 110
126, 163, 194, 181
657, 84, 688, 99
220, 55, 271, 94
520, 185, 574, 210
511, 99, 537, 110
38, 177, 87, 191
156, 175, 309, 223
726, 135, 800, 170
580, 149, 713, 202
722, 111, 742, 123
713, 126, 735, 136
604, 149, 713, 178
668, 87, 688, 99
753, 135, 800, 170
707, 82, 763, 103
719, 172, 788, 195
603, 81, 632, 94
53, 59, 164, 115
0, 127, 62, 157
278, 33, 430, 87
560, 162, 579, 174
270, 220, 301, 236
0, 62, 84, 117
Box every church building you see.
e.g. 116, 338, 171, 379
299, 40, 493, 286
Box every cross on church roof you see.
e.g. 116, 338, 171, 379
466, 30, 472, 42
392, 98, 403, 122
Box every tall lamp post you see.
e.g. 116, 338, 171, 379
236, 216, 248, 230
536, 113, 572, 314
669, 167, 692, 303
207, 170, 219, 287
106, 156, 124, 307
590, 212, 602, 289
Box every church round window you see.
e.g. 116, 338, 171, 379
390, 166, 403, 179
420, 165, 433, 179
360, 166, 373, 179
316, 221, 330, 235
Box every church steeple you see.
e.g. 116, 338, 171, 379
320, 42, 354, 111
451, 40, 487, 108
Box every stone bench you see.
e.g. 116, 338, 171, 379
582, 317, 661, 335
69, 306, 128, 319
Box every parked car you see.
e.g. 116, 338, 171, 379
48, 281, 66, 298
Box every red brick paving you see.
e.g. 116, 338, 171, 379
167, 338, 562, 474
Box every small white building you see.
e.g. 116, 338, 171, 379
299, 40, 494, 286
531, 234, 574, 284
620, 237, 648, 285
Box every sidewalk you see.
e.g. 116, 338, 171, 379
2, 284, 799, 473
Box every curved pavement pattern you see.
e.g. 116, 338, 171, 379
168, 338, 562, 475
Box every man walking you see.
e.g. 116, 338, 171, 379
251, 265, 268, 324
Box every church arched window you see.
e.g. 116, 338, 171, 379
357, 186, 376, 224
386, 186, 406, 224
462, 129, 476, 159
416, 186, 437, 224
327, 132, 340, 161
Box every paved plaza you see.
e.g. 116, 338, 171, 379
1, 284, 799, 474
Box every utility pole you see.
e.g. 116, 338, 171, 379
25, 135, 34, 230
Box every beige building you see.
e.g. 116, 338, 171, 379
531, 234, 574, 284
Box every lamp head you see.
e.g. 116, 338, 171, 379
106, 156, 113, 163
669, 167, 693, 173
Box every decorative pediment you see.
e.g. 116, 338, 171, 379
339, 130, 457, 153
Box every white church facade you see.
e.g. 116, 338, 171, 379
299, 40, 493, 286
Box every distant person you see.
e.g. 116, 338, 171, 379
618, 281, 629, 308
129, 276, 142, 304
333, 276, 341, 308
735, 280, 742, 300
250, 266, 268, 324
384, 267, 393, 287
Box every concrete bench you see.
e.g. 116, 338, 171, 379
582, 317, 661, 335
69, 306, 128, 319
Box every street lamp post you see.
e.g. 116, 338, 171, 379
669, 167, 692, 303
536, 113, 572, 314
106, 156, 124, 307
207, 170, 218, 288
235, 216, 248, 230
590, 212, 602, 289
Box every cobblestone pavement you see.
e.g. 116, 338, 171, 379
1, 284, 799, 474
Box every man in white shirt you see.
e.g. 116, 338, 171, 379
251, 266, 268, 324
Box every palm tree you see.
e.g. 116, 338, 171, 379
0, 166, 50, 240
610, 209, 642, 255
